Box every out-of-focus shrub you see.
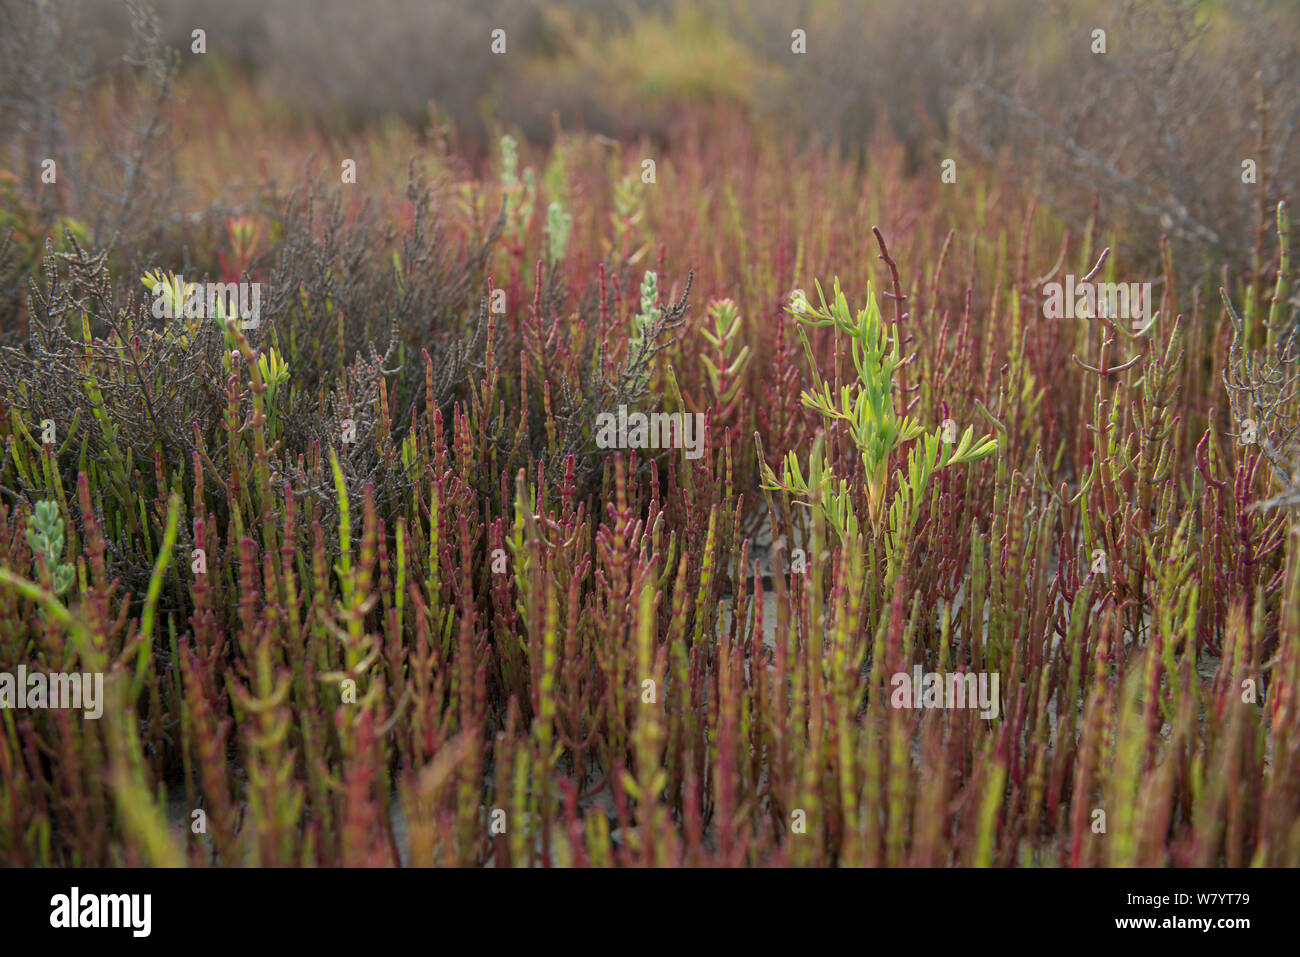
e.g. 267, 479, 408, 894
498, 0, 779, 143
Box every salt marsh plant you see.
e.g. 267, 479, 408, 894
760, 274, 996, 556
25, 499, 74, 597
546, 201, 573, 265
499, 133, 536, 252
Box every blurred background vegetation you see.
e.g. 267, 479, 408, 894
2, 0, 1298, 276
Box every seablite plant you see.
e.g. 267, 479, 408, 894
761, 277, 996, 558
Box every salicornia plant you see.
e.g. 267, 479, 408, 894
546, 200, 573, 264
26, 500, 74, 596
699, 297, 750, 417
256, 346, 291, 439
627, 270, 662, 391
609, 171, 648, 264
500, 134, 536, 249
141, 267, 248, 351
